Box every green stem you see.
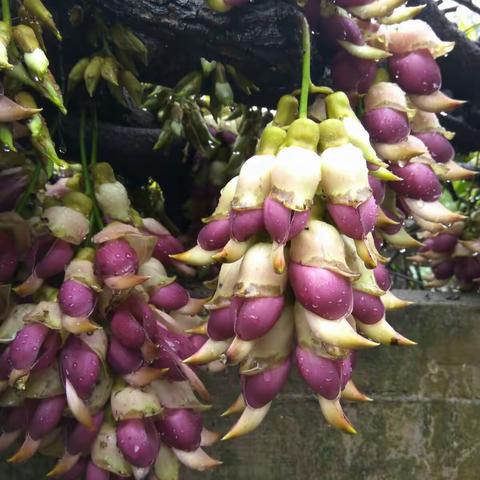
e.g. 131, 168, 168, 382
299, 16, 311, 119
2, 0, 11, 26
80, 108, 104, 238
90, 103, 98, 166
79, 108, 92, 197
16, 162, 40, 216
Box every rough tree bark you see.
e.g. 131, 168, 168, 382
56, 0, 480, 152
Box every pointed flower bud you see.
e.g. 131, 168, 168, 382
414, 132, 454, 164
117, 418, 160, 468
389, 49, 441, 94
378, 19, 455, 58
241, 357, 291, 408
157, 408, 202, 452
12, 25, 49, 79
347, 0, 405, 20
390, 162, 441, 201
409, 90, 465, 113
331, 51, 377, 95
327, 196, 378, 240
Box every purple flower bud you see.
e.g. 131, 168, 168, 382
116, 417, 159, 468
190, 334, 208, 351
414, 132, 454, 164
390, 163, 441, 202
25, 235, 54, 273
110, 308, 145, 350
232, 295, 284, 341
327, 196, 377, 240
31, 331, 61, 372
54, 458, 87, 480
320, 14, 364, 49
430, 233, 458, 253
153, 328, 197, 381
9, 323, 50, 370
35, 240, 74, 279
219, 129, 237, 144
242, 357, 291, 408
381, 208, 403, 235
0, 230, 18, 283
296, 347, 341, 400
207, 306, 235, 341
352, 291, 385, 324
197, 219, 230, 251
289, 262, 353, 320
67, 412, 104, 455
368, 175, 385, 204
59, 280, 96, 317
152, 235, 184, 268
230, 209, 264, 242
389, 49, 441, 95
2, 400, 36, 432
86, 461, 110, 480
149, 282, 189, 311
157, 408, 202, 452
60, 336, 101, 399
454, 257, 480, 283
264, 196, 309, 245
94, 240, 138, 278
0, 168, 28, 212
373, 263, 392, 291
432, 260, 454, 280
28, 395, 66, 440
332, 51, 377, 95
107, 337, 143, 375
363, 108, 410, 144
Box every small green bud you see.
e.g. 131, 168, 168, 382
273, 95, 299, 127
91, 162, 116, 184
257, 126, 287, 155
67, 57, 90, 92
101, 56, 120, 86
284, 118, 320, 150
63, 191, 93, 217
84, 56, 104, 97
317, 119, 348, 151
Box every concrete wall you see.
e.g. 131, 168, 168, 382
2, 290, 480, 480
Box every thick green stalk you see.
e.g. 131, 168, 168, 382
299, 16, 311, 119
2, 0, 10, 26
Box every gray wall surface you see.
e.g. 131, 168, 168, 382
2, 290, 479, 480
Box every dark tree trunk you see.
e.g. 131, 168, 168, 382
54, 0, 480, 151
